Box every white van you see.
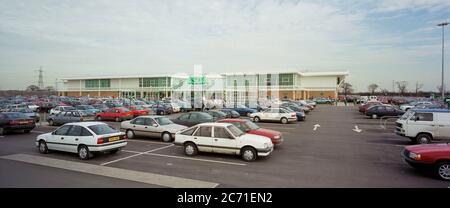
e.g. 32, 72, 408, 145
395, 109, 450, 144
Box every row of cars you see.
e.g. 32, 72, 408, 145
357, 98, 450, 180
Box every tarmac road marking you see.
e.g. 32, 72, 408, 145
121, 149, 247, 166
0, 154, 218, 188
100, 144, 174, 166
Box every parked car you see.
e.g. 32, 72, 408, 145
128, 105, 150, 117
358, 101, 382, 114
395, 109, 450, 144
92, 104, 109, 112
172, 112, 214, 127
121, 116, 186, 142
217, 119, 283, 145
400, 101, 433, 111
365, 105, 404, 119
36, 102, 57, 113
224, 105, 257, 117
401, 144, 450, 180
47, 111, 85, 126
281, 106, 306, 121
174, 122, 273, 161
249, 108, 297, 124
50, 106, 76, 115
75, 105, 101, 116
313, 98, 333, 104
219, 109, 240, 118
36, 122, 127, 160
95, 107, 133, 122
206, 110, 227, 120
282, 102, 310, 115
149, 103, 173, 115
0, 112, 36, 135
6, 108, 40, 122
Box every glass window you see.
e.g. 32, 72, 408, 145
133, 118, 146, 125
85, 80, 99, 88
67, 125, 82, 136
81, 127, 93, 136
55, 125, 71, 135
154, 117, 172, 125
181, 126, 197, 136
100, 79, 110, 88
227, 125, 244, 137
88, 124, 119, 135
231, 122, 247, 132
145, 118, 157, 126
194, 126, 212, 137
178, 114, 189, 120
414, 113, 433, 121
190, 113, 200, 120
214, 127, 233, 139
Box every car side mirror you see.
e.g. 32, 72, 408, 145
152, 124, 158, 127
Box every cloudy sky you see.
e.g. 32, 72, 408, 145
0, 0, 449, 92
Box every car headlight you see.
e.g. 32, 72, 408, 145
409, 152, 421, 160
264, 143, 269, 149
274, 135, 280, 139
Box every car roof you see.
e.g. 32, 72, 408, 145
412, 109, 450, 113
217, 119, 246, 123
64, 121, 107, 127
198, 122, 232, 127
134, 115, 163, 119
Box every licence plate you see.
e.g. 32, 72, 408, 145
19, 121, 28, 124
109, 136, 120, 142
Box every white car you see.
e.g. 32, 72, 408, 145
249, 108, 297, 124
400, 101, 432, 111
36, 122, 127, 160
120, 115, 187, 142
50, 106, 76, 115
174, 122, 273, 161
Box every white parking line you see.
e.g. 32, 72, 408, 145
100, 144, 174, 166
121, 149, 247, 166
0, 154, 219, 188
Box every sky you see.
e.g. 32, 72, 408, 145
0, 0, 449, 92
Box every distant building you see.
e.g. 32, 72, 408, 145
58, 70, 348, 102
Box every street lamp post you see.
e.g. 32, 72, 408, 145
437, 22, 448, 100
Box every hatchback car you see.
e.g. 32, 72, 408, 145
174, 122, 273, 161
217, 119, 283, 145
36, 122, 127, 160
249, 108, 297, 124
402, 144, 450, 181
95, 107, 133, 122
0, 112, 36, 135
366, 105, 404, 119
121, 116, 186, 142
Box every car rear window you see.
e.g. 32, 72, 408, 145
88, 124, 119, 135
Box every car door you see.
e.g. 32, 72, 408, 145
64, 125, 83, 153
212, 126, 238, 155
436, 113, 450, 141
131, 117, 148, 137
407, 112, 437, 138
144, 118, 160, 137
192, 126, 213, 152
48, 125, 72, 151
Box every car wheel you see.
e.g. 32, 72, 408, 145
241, 147, 257, 162
38, 140, 48, 154
281, 117, 288, 124
115, 117, 121, 122
96, 116, 102, 121
184, 142, 198, 156
126, 130, 135, 139
161, 132, 172, 142
246, 112, 251, 117
416, 133, 432, 144
0, 127, 4, 135
253, 116, 260, 122
78, 145, 92, 160
435, 162, 450, 181
160, 111, 165, 115
372, 114, 377, 119
48, 119, 54, 126
110, 149, 119, 154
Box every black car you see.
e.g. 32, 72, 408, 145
0, 112, 36, 135
206, 110, 227, 120
366, 105, 405, 119
219, 109, 240, 118
172, 112, 214, 127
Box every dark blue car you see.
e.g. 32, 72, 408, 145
150, 103, 173, 115
281, 106, 306, 121
224, 105, 257, 117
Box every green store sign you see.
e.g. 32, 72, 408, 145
188, 76, 206, 85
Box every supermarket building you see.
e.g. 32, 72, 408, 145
58, 70, 349, 102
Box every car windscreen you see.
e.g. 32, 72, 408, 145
400, 111, 414, 120
4, 113, 28, 119
155, 117, 173, 125
227, 125, 244, 137
88, 124, 119, 135
199, 113, 213, 120
245, 121, 260, 130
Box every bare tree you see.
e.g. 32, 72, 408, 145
396, 81, 408, 95
381, 89, 389, 95
340, 82, 354, 97
414, 81, 423, 96
367, 84, 379, 94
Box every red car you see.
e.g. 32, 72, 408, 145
402, 144, 450, 181
128, 106, 150, 117
95, 107, 133, 122
358, 101, 382, 114
217, 119, 283, 145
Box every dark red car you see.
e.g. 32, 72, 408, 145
358, 101, 382, 114
95, 107, 133, 122
128, 106, 150, 117
402, 144, 450, 181
217, 119, 283, 145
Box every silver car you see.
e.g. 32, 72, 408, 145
47, 111, 85, 126
249, 108, 297, 124
120, 115, 187, 142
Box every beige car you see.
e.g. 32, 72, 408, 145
120, 115, 187, 142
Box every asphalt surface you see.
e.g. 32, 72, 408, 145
1, 105, 449, 187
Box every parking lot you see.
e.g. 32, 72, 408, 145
1, 105, 449, 187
